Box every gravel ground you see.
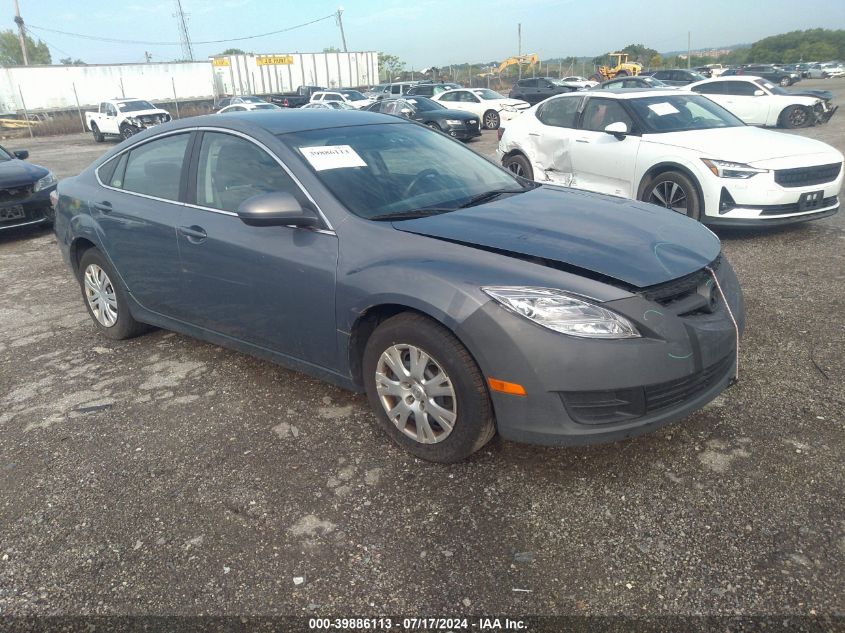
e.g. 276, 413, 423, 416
0, 80, 843, 621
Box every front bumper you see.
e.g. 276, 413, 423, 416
445, 122, 482, 140
0, 184, 56, 231
456, 258, 744, 446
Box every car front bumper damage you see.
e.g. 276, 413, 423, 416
0, 184, 56, 231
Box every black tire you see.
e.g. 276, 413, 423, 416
120, 124, 136, 140
641, 171, 701, 221
426, 121, 441, 131
615, 70, 629, 77
502, 153, 534, 180
77, 248, 148, 340
483, 109, 501, 130
780, 105, 812, 129
91, 123, 104, 143
362, 313, 495, 463
779, 76, 791, 87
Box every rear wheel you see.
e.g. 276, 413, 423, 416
363, 313, 495, 463
641, 171, 701, 221
483, 109, 501, 130
615, 70, 629, 77
91, 123, 104, 143
78, 249, 148, 340
502, 153, 534, 180
780, 105, 811, 128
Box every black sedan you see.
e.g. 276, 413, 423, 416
0, 145, 58, 232
365, 96, 481, 140
53, 110, 742, 463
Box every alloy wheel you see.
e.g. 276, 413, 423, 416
649, 181, 688, 214
484, 111, 499, 129
84, 264, 118, 327
375, 344, 457, 444
788, 107, 809, 127
506, 161, 524, 177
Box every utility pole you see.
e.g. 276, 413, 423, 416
145, 51, 152, 63
687, 31, 691, 69
174, 0, 194, 61
517, 23, 522, 80
336, 7, 348, 53
13, 0, 28, 66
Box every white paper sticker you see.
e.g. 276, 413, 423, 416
299, 145, 367, 171
647, 102, 680, 116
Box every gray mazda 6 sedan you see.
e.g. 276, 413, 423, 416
54, 110, 744, 463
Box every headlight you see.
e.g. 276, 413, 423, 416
126, 117, 140, 126
501, 105, 517, 112
701, 158, 768, 179
445, 119, 464, 125
34, 171, 57, 191
482, 286, 640, 339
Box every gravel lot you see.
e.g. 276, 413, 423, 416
1, 81, 843, 621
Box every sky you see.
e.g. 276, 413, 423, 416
15, 0, 845, 68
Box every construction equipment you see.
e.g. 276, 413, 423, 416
589, 52, 642, 82
497, 54, 539, 75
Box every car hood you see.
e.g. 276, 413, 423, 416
392, 186, 720, 288
789, 89, 832, 101
493, 99, 530, 109
646, 126, 838, 163
121, 108, 169, 117
0, 158, 49, 188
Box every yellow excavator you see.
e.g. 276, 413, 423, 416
589, 52, 642, 82
497, 54, 539, 75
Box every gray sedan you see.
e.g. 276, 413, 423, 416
54, 110, 743, 462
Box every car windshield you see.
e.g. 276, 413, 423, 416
340, 90, 366, 100
118, 100, 155, 112
643, 77, 669, 87
241, 97, 265, 104
253, 103, 279, 110
474, 89, 505, 100
628, 94, 745, 133
402, 97, 444, 112
755, 78, 787, 95
327, 102, 355, 110
280, 123, 527, 220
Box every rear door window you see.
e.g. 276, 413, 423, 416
536, 96, 581, 128
121, 133, 190, 201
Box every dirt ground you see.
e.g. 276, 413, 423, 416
0, 80, 843, 622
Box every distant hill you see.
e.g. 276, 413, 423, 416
662, 43, 750, 57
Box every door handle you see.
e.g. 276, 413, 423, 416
91, 201, 112, 213
178, 225, 207, 243
576, 138, 590, 143
528, 132, 540, 137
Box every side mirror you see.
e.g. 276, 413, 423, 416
604, 121, 629, 140
236, 192, 318, 228
14, 150, 28, 160
753, 89, 765, 96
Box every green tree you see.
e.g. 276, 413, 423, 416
378, 52, 404, 80
648, 54, 663, 69
0, 30, 51, 65
323, 46, 341, 53
219, 48, 245, 55
60, 57, 85, 65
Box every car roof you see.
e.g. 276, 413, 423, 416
556, 89, 692, 99
692, 76, 765, 83
165, 110, 398, 135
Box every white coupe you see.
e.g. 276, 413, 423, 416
432, 88, 529, 129
688, 76, 837, 128
497, 89, 843, 227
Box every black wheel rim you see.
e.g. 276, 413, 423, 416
788, 108, 808, 126
122, 127, 133, 139
506, 161, 524, 177
649, 180, 688, 215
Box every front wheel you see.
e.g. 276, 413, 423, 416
615, 70, 629, 77
779, 76, 791, 87
78, 249, 149, 340
483, 109, 501, 130
363, 313, 495, 463
120, 124, 137, 140
641, 171, 701, 221
780, 105, 811, 128
425, 121, 441, 131
502, 153, 534, 180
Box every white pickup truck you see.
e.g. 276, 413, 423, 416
85, 98, 172, 142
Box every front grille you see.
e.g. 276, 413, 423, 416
774, 163, 841, 188
0, 184, 33, 204
561, 354, 734, 425
758, 196, 838, 215
641, 255, 721, 306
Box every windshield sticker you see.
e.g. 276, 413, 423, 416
299, 145, 367, 171
647, 102, 680, 116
